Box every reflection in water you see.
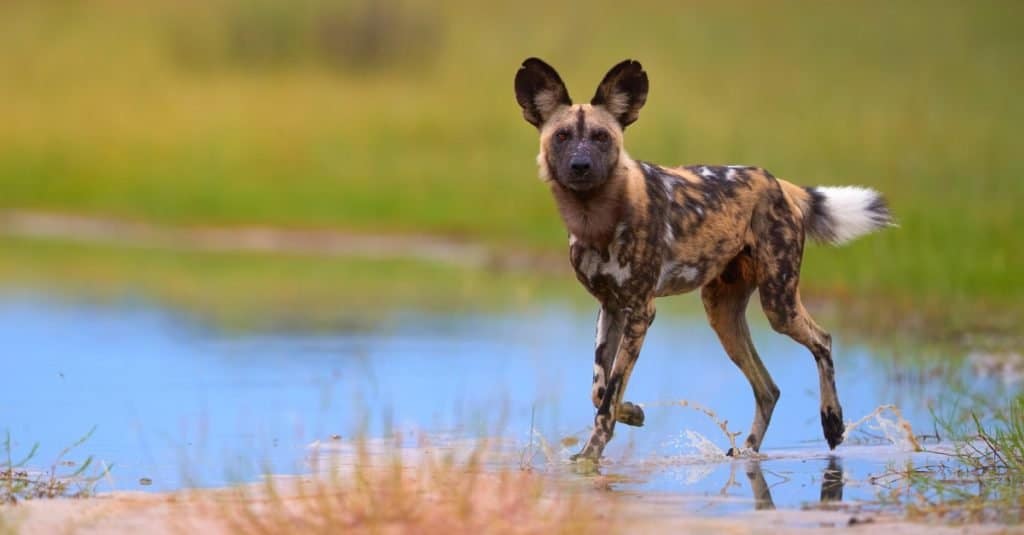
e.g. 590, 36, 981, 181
743, 457, 843, 511
821, 457, 844, 503
744, 461, 775, 510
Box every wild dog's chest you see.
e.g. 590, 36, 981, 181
568, 224, 660, 307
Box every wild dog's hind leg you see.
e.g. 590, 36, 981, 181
766, 299, 843, 449
754, 188, 845, 449
592, 307, 644, 426
573, 301, 655, 461
701, 252, 780, 454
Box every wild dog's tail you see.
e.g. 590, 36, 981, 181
780, 181, 894, 246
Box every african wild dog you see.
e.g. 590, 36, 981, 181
514, 58, 893, 461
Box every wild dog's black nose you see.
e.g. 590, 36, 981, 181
570, 157, 591, 174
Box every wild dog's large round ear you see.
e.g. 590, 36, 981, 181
515, 58, 572, 129
591, 59, 648, 128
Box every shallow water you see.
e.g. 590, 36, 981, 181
0, 294, 1009, 512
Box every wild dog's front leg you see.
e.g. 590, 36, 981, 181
573, 302, 654, 461
591, 307, 621, 409
591, 307, 645, 427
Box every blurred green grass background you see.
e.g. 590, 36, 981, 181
0, 0, 1021, 317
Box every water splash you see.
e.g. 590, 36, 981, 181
640, 429, 727, 484
646, 398, 745, 454
682, 429, 727, 459
648, 398, 922, 455
843, 404, 922, 451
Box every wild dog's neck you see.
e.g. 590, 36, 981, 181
550, 158, 639, 249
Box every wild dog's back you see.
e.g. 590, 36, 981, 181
644, 163, 777, 297
649, 163, 892, 298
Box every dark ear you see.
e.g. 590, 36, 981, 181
515, 58, 572, 129
591, 59, 648, 128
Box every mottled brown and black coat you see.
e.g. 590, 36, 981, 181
514, 58, 893, 460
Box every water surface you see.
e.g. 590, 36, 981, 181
0, 294, 1002, 512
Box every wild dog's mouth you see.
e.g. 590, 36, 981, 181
559, 172, 608, 193
564, 176, 597, 190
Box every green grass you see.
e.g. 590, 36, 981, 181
895, 393, 1024, 523
0, 0, 1021, 311
2, 427, 110, 504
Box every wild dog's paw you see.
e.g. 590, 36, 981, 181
725, 446, 751, 457
821, 406, 845, 450
616, 401, 645, 427
570, 448, 602, 463
568, 457, 601, 475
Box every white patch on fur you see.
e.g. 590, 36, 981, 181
578, 225, 634, 286
656, 262, 700, 293
580, 250, 631, 285
614, 222, 628, 239
577, 249, 600, 278
656, 261, 677, 293
599, 256, 632, 285
581, 252, 600, 278
725, 168, 738, 181
594, 225, 632, 284
569, 234, 578, 247
699, 166, 715, 178
661, 175, 676, 197
817, 186, 887, 245
664, 222, 674, 245
595, 308, 608, 347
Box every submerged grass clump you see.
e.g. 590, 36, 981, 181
1, 427, 111, 504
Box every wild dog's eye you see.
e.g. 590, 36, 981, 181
592, 130, 610, 143
555, 131, 570, 142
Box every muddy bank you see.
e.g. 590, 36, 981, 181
0, 210, 562, 273
4, 474, 1017, 535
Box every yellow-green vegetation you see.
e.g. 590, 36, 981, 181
1, 0, 1021, 312
2, 436, 625, 534
215, 439, 605, 534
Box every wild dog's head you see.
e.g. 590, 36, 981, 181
514, 58, 648, 195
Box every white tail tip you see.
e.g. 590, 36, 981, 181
807, 186, 894, 245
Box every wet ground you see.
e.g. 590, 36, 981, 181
1, 293, 1014, 514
